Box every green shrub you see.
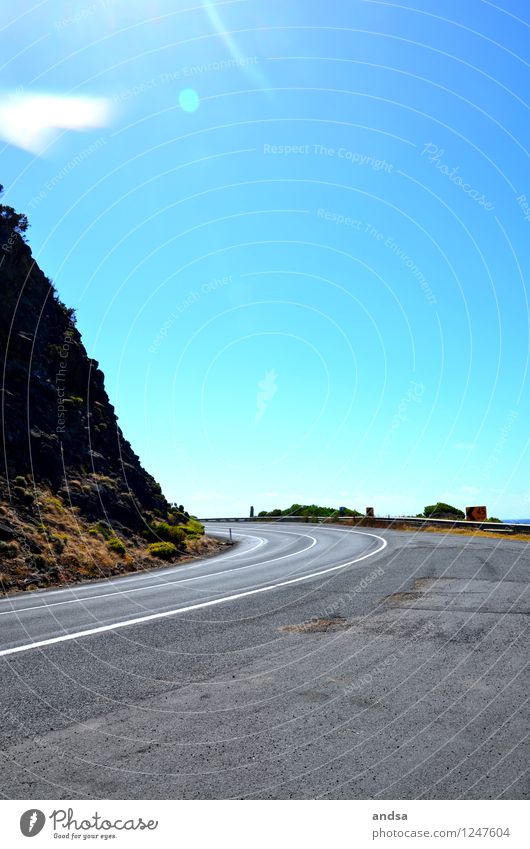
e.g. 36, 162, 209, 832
168, 504, 189, 521
95, 521, 112, 539
107, 537, 126, 555
260, 504, 363, 518
167, 511, 186, 525
148, 522, 186, 546
423, 502, 465, 519
148, 521, 171, 541
44, 497, 64, 512
60, 305, 77, 323
13, 475, 27, 487
181, 518, 204, 540
167, 526, 186, 545
148, 541, 177, 560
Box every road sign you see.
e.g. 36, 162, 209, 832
366, 507, 374, 517
466, 505, 487, 521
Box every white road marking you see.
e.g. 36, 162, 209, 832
0, 531, 386, 657
0, 531, 317, 616
2, 530, 267, 600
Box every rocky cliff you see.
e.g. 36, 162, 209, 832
0, 190, 212, 591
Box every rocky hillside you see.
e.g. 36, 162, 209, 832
0, 188, 215, 591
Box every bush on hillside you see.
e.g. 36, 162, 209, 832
148, 541, 177, 560
107, 537, 126, 555
182, 518, 204, 539
146, 522, 186, 545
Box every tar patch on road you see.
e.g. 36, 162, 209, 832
383, 576, 529, 614
280, 615, 349, 633
383, 578, 429, 605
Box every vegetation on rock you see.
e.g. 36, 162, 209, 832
147, 542, 178, 560
0, 187, 207, 591
420, 503, 466, 519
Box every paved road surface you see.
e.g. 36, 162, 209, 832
0, 523, 527, 799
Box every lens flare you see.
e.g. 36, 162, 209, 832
178, 88, 200, 113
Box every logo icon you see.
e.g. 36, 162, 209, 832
20, 810, 46, 837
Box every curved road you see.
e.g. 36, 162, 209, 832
0, 524, 384, 656
0, 522, 527, 800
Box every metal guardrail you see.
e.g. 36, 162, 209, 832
200, 515, 530, 534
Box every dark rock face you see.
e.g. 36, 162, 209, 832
0, 220, 168, 532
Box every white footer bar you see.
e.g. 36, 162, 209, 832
0, 799, 527, 848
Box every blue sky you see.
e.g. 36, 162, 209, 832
1, 0, 529, 518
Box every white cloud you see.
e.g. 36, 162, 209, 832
0, 92, 112, 154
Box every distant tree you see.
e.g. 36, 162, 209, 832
0, 184, 29, 239
423, 502, 465, 519
284, 503, 303, 516
261, 503, 362, 518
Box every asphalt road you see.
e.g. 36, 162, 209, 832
0, 522, 527, 799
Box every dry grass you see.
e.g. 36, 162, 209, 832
184, 535, 228, 557
417, 525, 530, 542
333, 517, 530, 542
0, 483, 224, 593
